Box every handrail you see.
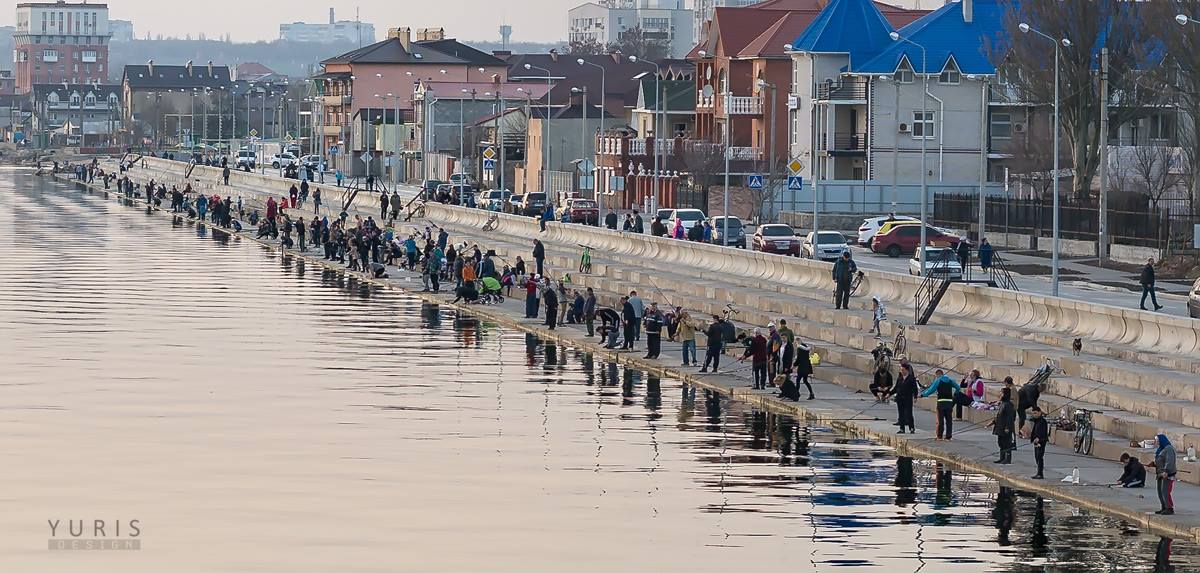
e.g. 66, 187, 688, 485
989, 252, 1020, 292
914, 252, 954, 324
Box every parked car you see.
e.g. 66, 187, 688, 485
801, 231, 850, 261
507, 194, 524, 214
655, 208, 673, 221
858, 215, 917, 246
560, 198, 600, 225
520, 192, 548, 217
420, 179, 445, 200
270, 152, 298, 169
752, 224, 802, 256
235, 150, 256, 169
285, 144, 301, 157
436, 183, 475, 205
478, 190, 512, 211
909, 247, 964, 281
299, 154, 321, 169
872, 223, 961, 257
710, 216, 746, 248
449, 173, 477, 188
1189, 277, 1200, 318
666, 208, 707, 234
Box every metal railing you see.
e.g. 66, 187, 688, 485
817, 80, 867, 101
988, 252, 1020, 292
915, 253, 955, 325
829, 132, 867, 152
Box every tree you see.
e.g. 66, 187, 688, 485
1130, 145, 1185, 212
680, 142, 725, 212
1146, 1, 1200, 215
1001, 123, 1062, 199
612, 27, 670, 61
993, 0, 1159, 199
565, 37, 606, 56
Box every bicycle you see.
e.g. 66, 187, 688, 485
848, 271, 866, 296
578, 245, 592, 274
483, 213, 500, 232
1070, 408, 1097, 455
892, 321, 908, 358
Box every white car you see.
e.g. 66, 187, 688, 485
667, 208, 707, 234
908, 247, 963, 281
270, 153, 298, 169
234, 150, 256, 169
801, 231, 850, 261
858, 215, 917, 246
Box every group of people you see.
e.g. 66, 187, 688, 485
649, 216, 715, 243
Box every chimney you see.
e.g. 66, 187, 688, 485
329, 7, 335, 25
963, 0, 973, 23
186, 60, 193, 76
147, 59, 154, 75
390, 27, 412, 51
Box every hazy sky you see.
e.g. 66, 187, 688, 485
0, 0, 573, 43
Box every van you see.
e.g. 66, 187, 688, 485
235, 150, 256, 169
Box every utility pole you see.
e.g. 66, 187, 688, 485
1098, 47, 1110, 265
978, 77, 989, 242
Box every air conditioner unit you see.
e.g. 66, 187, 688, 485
898, 123, 910, 133
1013, 123, 1026, 134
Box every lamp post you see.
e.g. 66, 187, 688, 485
577, 58, 606, 189
629, 56, 662, 210
757, 78, 778, 221
376, 92, 402, 182
889, 31, 930, 273
1019, 22, 1071, 297
524, 63, 553, 193
572, 86, 588, 197
458, 88, 475, 204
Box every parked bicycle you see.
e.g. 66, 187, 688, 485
578, 244, 592, 274
1048, 408, 1097, 456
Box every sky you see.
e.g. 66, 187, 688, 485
1, 0, 572, 43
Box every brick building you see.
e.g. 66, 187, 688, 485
13, 1, 111, 93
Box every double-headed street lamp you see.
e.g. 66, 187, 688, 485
524, 63, 553, 193
629, 55, 663, 209
1018, 22, 1071, 297
888, 31, 931, 273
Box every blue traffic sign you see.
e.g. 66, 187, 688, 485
787, 175, 804, 190
483, 158, 497, 170
747, 174, 764, 189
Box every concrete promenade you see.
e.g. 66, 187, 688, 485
58, 162, 1200, 543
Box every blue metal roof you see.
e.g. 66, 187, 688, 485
856, 0, 1008, 75
790, 0, 896, 67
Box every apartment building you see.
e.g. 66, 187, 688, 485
13, 1, 111, 93
567, 0, 695, 59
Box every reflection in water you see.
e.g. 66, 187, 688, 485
1, 172, 1199, 570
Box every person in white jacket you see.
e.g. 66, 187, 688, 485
870, 296, 886, 334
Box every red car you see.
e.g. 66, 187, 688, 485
559, 198, 600, 225
752, 224, 802, 256
871, 223, 961, 257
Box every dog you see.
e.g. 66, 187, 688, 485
1072, 338, 1083, 356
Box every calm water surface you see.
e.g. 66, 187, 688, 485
0, 170, 1192, 571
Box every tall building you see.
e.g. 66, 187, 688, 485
13, 1, 111, 93
567, 0, 694, 59
692, 0, 757, 43
0, 26, 14, 71
109, 19, 133, 42
279, 8, 376, 44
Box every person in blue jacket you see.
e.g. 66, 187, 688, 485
921, 369, 958, 441
541, 203, 555, 232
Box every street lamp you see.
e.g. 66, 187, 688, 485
629, 55, 663, 211
578, 58, 606, 196
524, 62, 553, 192
756, 77, 779, 221
458, 87, 475, 204
1019, 22, 1071, 296
571, 86, 589, 198
889, 30, 931, 273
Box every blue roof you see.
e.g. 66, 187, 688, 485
790, 0, 896, 67
856, 0, 1008, 75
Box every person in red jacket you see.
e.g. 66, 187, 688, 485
739, 329, 769, 389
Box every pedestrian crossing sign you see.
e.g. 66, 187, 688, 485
483, 158, 496, 170
788, 176, 803, 190
747, 175, 764, 189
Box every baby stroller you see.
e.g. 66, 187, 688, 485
480, 276, 504, 304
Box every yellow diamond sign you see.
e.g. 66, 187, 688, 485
787, 158, 803, 174
483, 146, 496, 160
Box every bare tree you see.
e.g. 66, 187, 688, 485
1146, 1, 1200, 216
611, 27, 669, 61
1001, 123, 1060, 199
991, 0, 1159, 199
749, 156, 787, 222
680, 142, 724, 210
1131, 145, 1185, 212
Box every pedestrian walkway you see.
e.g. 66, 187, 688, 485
61, 169, 1200, 543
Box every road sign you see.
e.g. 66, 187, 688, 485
360, 153, 371, 165
249, 128, 258, 138
482, 146, 496, 160
483, 158, 496, 170
284, 133, 294, 143
787, 158, 803, 174
747, 174, 764, 190
787, 176, 804, 191
329, 145, 339, 155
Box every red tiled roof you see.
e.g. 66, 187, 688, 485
738, 11, 821, 58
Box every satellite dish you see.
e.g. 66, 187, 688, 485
705, 66, 713, 81
701, 84, 714, 98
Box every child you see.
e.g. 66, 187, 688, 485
870, 296, 886, 335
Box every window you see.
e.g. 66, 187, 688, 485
938, 60, 960, 85
70, 92, 80, 105
43, 49, 58, 62
47, 92, 59, 104
893, 60, 914, 84
990, 112, 1012, 140
1149, 114, 1174, 142
84, 93, 95, 107
82, 50, 96, 62
913, 111, 935, 139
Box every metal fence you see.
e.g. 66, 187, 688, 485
933, 193, 1199, 248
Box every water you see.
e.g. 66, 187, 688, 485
0, 170, 1193, 571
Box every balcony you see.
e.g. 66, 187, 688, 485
988, 84, 1025, 105
727, 146, 762, 160
722, 94, 763, 115
697, 90, 715, 110
826, 132, 867, 154
321, 125, 343, 136
817, 79, 867, 102
322, 94, 351, 107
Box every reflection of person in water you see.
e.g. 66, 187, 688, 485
992, 487, 1015, 546
894, 457, 917, 507
1156, 537, 1176, 573
935, 464, 953, 509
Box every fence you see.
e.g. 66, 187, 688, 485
933, 193, 1199, 248
768, 181, 1004, 219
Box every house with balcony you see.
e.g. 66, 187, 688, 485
28, 82, 121, 148
313, 27, 509, 175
